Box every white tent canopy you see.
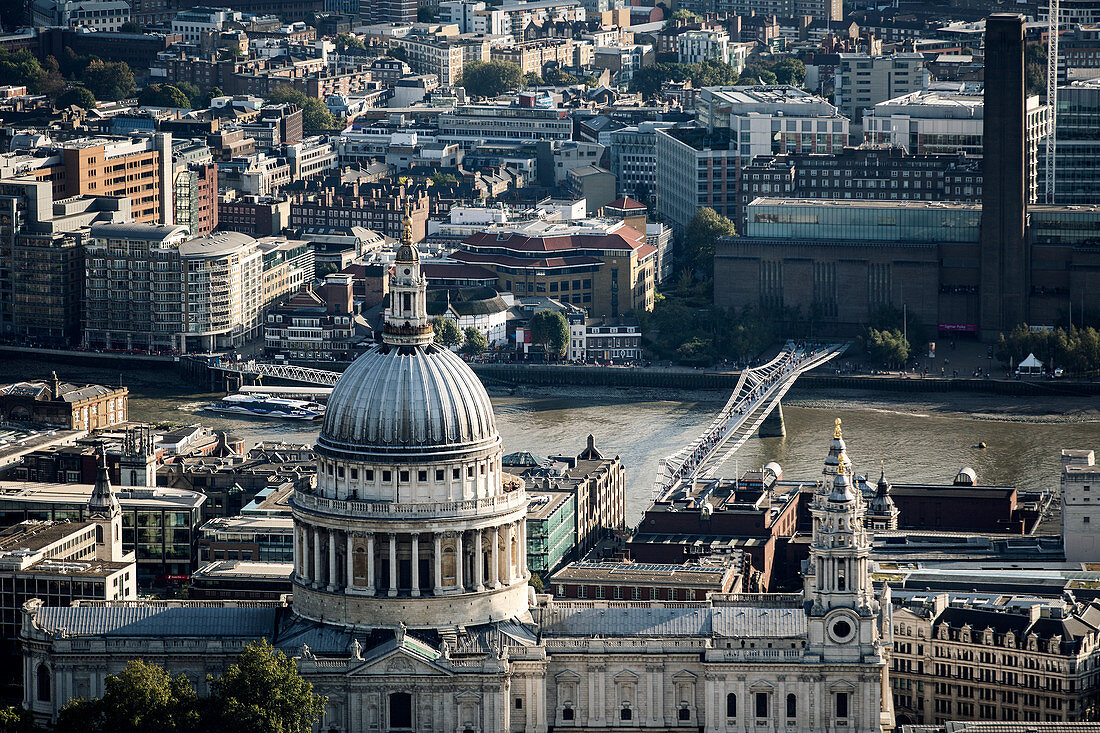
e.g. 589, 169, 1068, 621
1017, 353, 1044, 374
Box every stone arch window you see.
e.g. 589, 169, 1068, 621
389, 692, 412, 729
36, 663, 50, 703
786, 693, 797, 719
619, 704, 632, 721
678, 705, 690, 721
562, 705, 575, 721
726, 693, 737, 718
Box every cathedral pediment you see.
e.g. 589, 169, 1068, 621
347, 638, 452, 677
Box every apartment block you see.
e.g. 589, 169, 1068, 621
834, 53, 929, 126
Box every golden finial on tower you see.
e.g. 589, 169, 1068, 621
834, 417, 843, 439
837, 454, 847, 476
401, 199, 412, 246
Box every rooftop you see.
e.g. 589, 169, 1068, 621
0, 481, 206, 510
191, 560, 294, 581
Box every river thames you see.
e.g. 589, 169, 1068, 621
3, 357, 1098, 527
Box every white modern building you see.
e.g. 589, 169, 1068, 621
170, 6, 242, 43
864, 83, 1051, 203
834, 52, 928, 127
676, 29, 749, 70
30, 0, 130, 29
438, 104, 574, 148
1062, 449, 1100, 563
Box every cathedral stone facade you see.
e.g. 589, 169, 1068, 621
20, 217, 896, 732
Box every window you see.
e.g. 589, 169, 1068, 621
436, 469, 444, 481
366, 469, 374, 481
726, 693, 737, 718
350, 468, 358, 480
515, 698, 523, 709
390, 692, 412, 728
453, 468, 460, 479
467, 466, 474, 478
787, 693, 796, 719
620, 707, 632, 721
678, 707, 690, 721
836, 692, 849, 719
418, 470, 427, 482
36, 664, 50, 702
562, 707, 574, 721
382, 470, 392, 482
755, 693, 769, 718
1086, 517, 1091, 524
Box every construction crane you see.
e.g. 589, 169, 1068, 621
1045, 0, 1059, 204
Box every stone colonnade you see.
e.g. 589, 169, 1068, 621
295, 521, 527, 596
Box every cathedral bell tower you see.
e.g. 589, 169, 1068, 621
383, 203, 432, 348
805, 450, 880, 663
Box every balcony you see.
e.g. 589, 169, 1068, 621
291, 489, 526, 520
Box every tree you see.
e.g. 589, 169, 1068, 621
0, 49, 47, 94
119, 21, 143, 33
55, 86, 96, 110
388, 46, 408, 61
865, 327, 910, 368
543, 67, 579, 86
138, 83, 190, 108
431, 316, 462, 349
333, 33, 364, 52
54, 660, 199, 733
460, 60, 523, 98
522, 71, 543, 86
683, 206, 736, 279
207, 640, 326, 733
0, 705, 41, 733
264, 85, 340, 130
460, 327, 488, 356
81, 59, 135, 101
664, 8, 700, 27
529, 310, 569, 361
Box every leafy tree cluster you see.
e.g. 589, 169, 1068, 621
460, 60, 523, 98
81, 58, 135, 101
0, 49, 64, 96
118, 21, 143, 33
996, 324, 1100, 374
862, 327, 910, 368
138, 83, 191, 108
56, 86, 96, 110
264, 85, 341, 130
682, 206, 737, 281
52, 641, 325, 733
431, 316, 462, 348
1025, 42, 1046, 97
630, 56, 805, 99
638, 292, 777, 366
461, 327, 488, 356
333, 33, 365, 52
665, 8, 701, 26
529, 309, 570, 360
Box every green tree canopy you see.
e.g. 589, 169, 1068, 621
333, 33, 364, 52
630, 58, 741, 99
864, 327, 910, 368
996, 324, 1100, 375
431, 316, 462, 348
207, 640, 326, 733
543, 67, 579, 86
664, 8, 701, 26
460, 60, 523, 98
683, 206, 736, 279
0, 49, 47, 95
0, 705, 41, 733
529, 310, 569, 360
461, 327, 488, 356
81, 59, 135, 101
138, 83, 190, 108
55, 86, 97, 110
264, 86, 340, 130
522, 71, 543, 86
54, 660, 198, 733
118, 21, 143, 33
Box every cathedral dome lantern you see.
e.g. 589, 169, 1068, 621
292, 204, 529, 631
822, 418, 850, 481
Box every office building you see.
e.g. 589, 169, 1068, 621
834, 53, 929, 126
890, 592, 1100, 725
0, 133, 174, 225
602, 121, 674, 201
455, 218, 656, 317
1050, 80, 1100, 205
735, 147, 983, 229
1062, 449, 1100, 563
438, 105, 574, 148
674, 0, 841, 21
864, 83, 1050, 205
30, 0, 130, 30
83, 226, 266, 353
0, 480, 205, 584
525, 490, 576, 575
0, 376, 127, 431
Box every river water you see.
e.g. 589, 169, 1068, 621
2, 357, 1099, 527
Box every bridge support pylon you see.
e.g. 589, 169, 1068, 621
757, 400, 786, 438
